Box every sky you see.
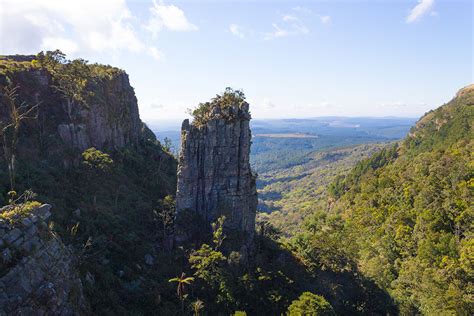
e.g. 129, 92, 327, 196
0, 0, 472, 122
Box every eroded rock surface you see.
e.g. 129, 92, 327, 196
176, 100, 257, 235
0, 204, 87, 315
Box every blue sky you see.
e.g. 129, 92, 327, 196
1, 0, 472, 121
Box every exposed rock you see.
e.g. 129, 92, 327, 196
176, 95, 257, 237
0, 204, 87, 315
455, 83, 474, 98
0, 55, 145, 161
54, 71, 141, 151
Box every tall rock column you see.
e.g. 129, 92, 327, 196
176, 95, 257, 236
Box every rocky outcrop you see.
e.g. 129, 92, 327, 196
0, 55, 143, 157
55, 71, 141, 151
176, 99, 257, 236
0, 204, 87, 315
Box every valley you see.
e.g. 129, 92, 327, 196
0, 52, 471, 315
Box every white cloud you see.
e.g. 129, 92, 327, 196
264, 14, 308, 40
282, 15, 298, 22
406, 0, 435, 23
0, 0, 191, 61
144, 0, 197, 37
380, 101, 408, 108
41, 37, 79, 55
318, 101, 333, 109
149, 103, 165, 109
1, 0, 143, 54
147, 46, 165, 61
320, 15, 331, 24
262, 98, 276, 109
292, 6, 312, 14
264, 7, 330, 40
229, 24, 245, 39
264, 23, 290, 40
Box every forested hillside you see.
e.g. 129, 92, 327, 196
290, 85, 473, 315
258, 143, 389, 234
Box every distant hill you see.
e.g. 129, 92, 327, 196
149, 117, 417, 172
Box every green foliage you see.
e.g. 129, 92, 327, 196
0, 56, 37, 76
34, 51, 124, 121
328, 143, 398, 199
191, 299, 205, 316
0, 200, 41, 223
188, 87, 247, 125
259, 143, 387, 234
0, 189, 40, 224
169, 272, 195, 300
212, 215, 226, 250
287, 292, 335, 315
162, 137, 173, 154
298, 89, 474, 315
82, 147, 114, 171
1, 84, 39, 190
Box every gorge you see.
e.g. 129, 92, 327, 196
0, 52, 472, 315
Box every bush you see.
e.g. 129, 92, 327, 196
287, 292, 335, 315
188, 87, 246, 125
0, 201, 42, 223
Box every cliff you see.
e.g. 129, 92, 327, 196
0, 54, 144, 158
0, 52, 178, 314
176, 89, 257, 235
0, 204, 87, 314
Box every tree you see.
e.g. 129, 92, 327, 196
82, 147, 113, 171
169, 272, 195, 313
82, 147, 114, 207
191, 299, 205, 316
155, 195, 176, 243
162, 137, 173, 153
36, 50, 93, 121
287, 292, 335, 315
211, 215, 226, 250
1, 85, 39, 191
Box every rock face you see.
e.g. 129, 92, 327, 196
0, 204, 87, 315
176, 100, 257, 235
0, 55, 144, 158
55, 71, 142, 151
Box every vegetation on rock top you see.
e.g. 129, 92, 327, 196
188, 87, 249, 126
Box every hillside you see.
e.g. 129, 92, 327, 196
258, 142, 389, 234
290, 84, 473, 315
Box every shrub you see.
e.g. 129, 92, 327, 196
0, 201, 42, 224
287, 292, 335, 315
